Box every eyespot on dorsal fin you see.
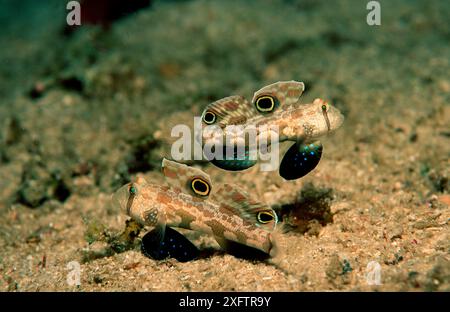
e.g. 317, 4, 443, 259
252, 81, 305, 114
211, 183, 278, 232
279, 141, 323, 180
201, 95, 257, 128
161, 158, 212, 198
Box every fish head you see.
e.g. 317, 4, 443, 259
284, 98, 344, 140
317, 98, 345, 133
112, 176, 159, 225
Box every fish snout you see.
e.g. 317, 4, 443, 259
111, 184, 131, 216
328, 105, 345, 131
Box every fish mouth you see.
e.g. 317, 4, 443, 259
326, 106, 345, 133
111, 184, 131, 215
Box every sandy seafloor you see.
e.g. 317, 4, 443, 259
0, 0, 449, 291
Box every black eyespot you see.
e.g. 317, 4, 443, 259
203, 111, 216, 124
255, 95, 277, 113
257, 211, 275, 224
191, 178, 211, 196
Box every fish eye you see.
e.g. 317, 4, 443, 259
257, 211, 275, 224
203, 111, 216, 124
321, 104, 327, 111
129, 184, 137, 195
191, 178, 211, 196
255, 95, 277, 113
126, 184, 137, 216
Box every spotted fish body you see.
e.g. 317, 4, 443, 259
200, 81, 344, 179
113, 159, 279, 257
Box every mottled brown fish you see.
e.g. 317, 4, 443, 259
113, 158, 279, 257
199, 81, 344, 179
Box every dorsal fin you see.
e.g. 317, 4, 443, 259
161, 158, 212, 198
252, 80, 305, 114
211, 183, 277, 231
201, 81, 305, 129
201, 95, 257, 128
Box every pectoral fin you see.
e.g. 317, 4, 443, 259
279, 141, 323, 180
141, 227, 199, 262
